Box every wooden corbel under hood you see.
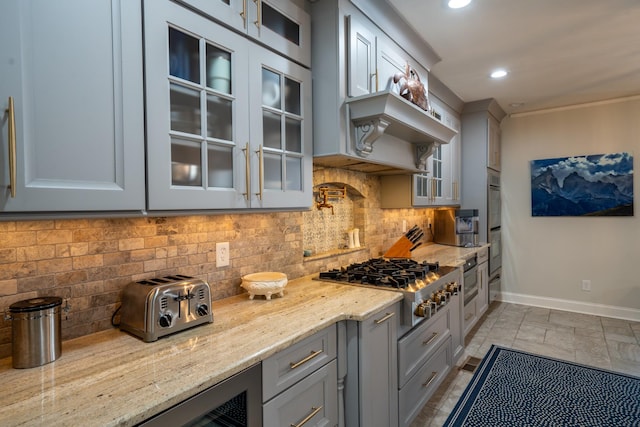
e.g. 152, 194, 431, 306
345, 90, 458, 169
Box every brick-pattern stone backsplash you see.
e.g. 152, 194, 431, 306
0, 167, 437, 358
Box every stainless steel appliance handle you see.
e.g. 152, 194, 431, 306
290, 406, 323, 427
289, 349, 322, 369
5, 96, 17, 198
374, 312, 395, 324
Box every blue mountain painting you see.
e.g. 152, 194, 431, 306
530, 152, 634, 216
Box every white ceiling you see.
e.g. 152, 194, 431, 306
386, 0, 640, 114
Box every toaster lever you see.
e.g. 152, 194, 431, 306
175, 293, 195, 302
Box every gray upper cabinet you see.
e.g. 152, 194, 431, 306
0, 0, 145, 213
312, 0, 453, 175
144, 0, 312, 210
178, 0, 311, 67
347, 15, 406, 97
379, 98, 461, 208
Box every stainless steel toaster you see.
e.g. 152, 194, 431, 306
119, 275, 213, 342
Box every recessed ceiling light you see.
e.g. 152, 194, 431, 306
490, 69, 508, 79
448, 0, 472, 9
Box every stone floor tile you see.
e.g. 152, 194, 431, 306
544, 328, 576, 351
575, 326, 605, 339
607, 341, 640, 363
609, 357, 640, 377
575, 351, 612, 370
603, 324, 637, 344
523, 307, 550, 323
549, 310, 602, 330
515, 323, 546, 343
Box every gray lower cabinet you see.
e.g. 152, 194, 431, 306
398, 301, 454, 427
0, 0, 145, 213
345, 301, 400, 427
263, 360, 337, 427
262, 325, 338, 426
399, 337, 452, 427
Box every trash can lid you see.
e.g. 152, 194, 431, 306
9, 297, 62, 313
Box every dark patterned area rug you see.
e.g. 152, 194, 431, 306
443, 345, 640, 427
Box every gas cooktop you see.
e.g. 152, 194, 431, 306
318, 258, 456, 292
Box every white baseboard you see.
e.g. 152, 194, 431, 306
496, 292, 640, 322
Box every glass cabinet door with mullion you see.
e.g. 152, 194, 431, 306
177, 0, 248, 33
248, 0, 311, 66
145, 0, 251, 210
248, 44, 312, 208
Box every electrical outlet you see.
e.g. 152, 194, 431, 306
216, 242, 230, 267
581, 279, 591, 292
402, 220, 407, 233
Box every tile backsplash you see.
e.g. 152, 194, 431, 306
0, 167, 435, 358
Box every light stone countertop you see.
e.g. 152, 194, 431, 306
411, 242, 490, 266
0, 276, 402, 427
0, 243, 484, 426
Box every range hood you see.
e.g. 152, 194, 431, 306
314, 90, 458, 174
337, 90, 458, 172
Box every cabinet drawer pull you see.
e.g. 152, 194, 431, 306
374, 312, 395, 324
423, 332, 438, 346
5, 96, 17, 198
253, 0, 261, 29
242, 143, 250, 200
255, 144, 263, 200
290, 405, 323, 427
289, 349, 322, 369
422, 371, 438, 388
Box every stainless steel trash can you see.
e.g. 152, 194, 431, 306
9, 297, 62, 369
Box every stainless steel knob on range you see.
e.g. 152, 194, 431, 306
9, 297, 62, 369
119, 275, 213, 342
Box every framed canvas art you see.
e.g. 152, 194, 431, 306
530, 152, 633, 216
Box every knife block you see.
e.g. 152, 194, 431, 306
383, 236, 413, 258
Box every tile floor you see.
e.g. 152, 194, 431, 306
410, 301, 640, 427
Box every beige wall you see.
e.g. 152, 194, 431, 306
0, 166, 434, 358
500, 96, 640, 319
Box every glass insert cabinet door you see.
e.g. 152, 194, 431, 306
179, 0, 311, 67
248, 43, 312, 208
413, 144, 443, 206
145, 0, 251, 210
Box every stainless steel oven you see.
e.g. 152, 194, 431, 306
488, 169, 501, 276
463, 256, 478, 306
140, 363, 262, 426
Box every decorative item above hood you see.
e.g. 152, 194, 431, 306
345, 90, 458, 170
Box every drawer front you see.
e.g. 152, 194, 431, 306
477, 247, 489, 264
263, 325, 337, 401
464, 298, 477, 325
263, 359, 338, 427
398, 305, 450, 387
399, 337, 452, 427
